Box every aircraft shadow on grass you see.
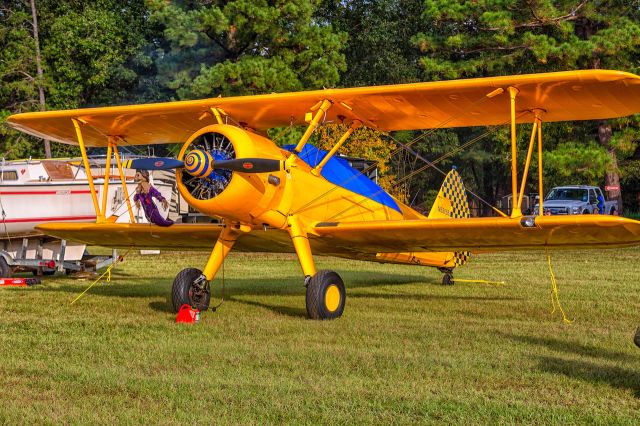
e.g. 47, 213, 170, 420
226, 292, 519, 319
37, 270, 516, 318
503, 333, 640, 397
536, 356, 640, 398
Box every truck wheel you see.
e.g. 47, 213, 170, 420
0, 257, 12, 278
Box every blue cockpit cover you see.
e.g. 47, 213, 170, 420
283, 144, 400, 212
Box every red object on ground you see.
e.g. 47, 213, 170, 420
0, 278, 40, 287
0, 278, 27, 287
175, 304, 200, 324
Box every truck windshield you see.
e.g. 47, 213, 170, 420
545, 188, 588, 202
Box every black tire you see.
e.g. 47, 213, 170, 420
582, 210, 589, 214
306, 270, 346, 320
610, 207, 617, 216
0, 257, 12, 278
442, 273, 454, 285
171, 268, 211, 313
635, 327, 640, 349
32, 269, 55, 276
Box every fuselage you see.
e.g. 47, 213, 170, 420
175, 124, 458, 269
176, 124, 425, 231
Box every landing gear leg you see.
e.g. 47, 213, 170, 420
288, 216, 345, 320
439, 267, 454, 285
171, 225, 241, 312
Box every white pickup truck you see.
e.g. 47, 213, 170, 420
533, 185, 618, 215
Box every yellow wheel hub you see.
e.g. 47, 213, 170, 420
324, 284, 341, 312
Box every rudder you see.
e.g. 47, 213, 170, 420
428, 168, 471, 267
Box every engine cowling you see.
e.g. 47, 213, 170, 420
176, 124, 287, 226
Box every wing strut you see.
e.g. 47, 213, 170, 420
512, 110, 545, 216
111, 137, 135, 223
311, 120, 362, 176
292, 99, 332, 154
508, 87, 521, 218
71, 120, 136, 224
537, 116, 544, 214
72, 118, 103, 222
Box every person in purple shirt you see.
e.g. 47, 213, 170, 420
133, 169, 174, 227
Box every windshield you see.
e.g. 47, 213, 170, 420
545, 188, 588, 202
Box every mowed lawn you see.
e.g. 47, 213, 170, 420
0, 248, 639, 424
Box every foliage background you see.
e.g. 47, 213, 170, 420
1, 0, 639, 212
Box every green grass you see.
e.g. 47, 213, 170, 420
0, 248, 639, 424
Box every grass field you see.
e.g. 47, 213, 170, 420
0, 248, 639, 424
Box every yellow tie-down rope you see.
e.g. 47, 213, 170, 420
70, 248, 131, 305
546, 251, 574, 324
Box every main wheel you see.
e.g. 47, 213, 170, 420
306, 270, 346, 320
172, 268, 211, 313
0, 257, 12, 278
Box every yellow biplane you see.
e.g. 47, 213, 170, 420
7, 69, 640, 319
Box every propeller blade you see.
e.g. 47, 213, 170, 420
214, 158, 282, 173
127, 157, 185, 170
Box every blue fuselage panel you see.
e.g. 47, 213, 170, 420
284, 144, 400, 213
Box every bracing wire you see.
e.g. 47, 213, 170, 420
290, 89, 506, 215
294, 110, 531, 219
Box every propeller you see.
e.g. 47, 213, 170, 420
126, 150, 282, 176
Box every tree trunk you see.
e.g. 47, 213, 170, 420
30, 0, 51, 158
598, 121, 623, 214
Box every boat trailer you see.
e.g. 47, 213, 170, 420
0, 236, 116, 278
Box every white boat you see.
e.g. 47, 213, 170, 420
0, 157, 174, 237
0, 157, 175, 277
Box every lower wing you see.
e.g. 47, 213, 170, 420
36, 215, 640, 255
312, 215, 640, 252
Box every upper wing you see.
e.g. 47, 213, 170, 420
7, 70, 640, 147
312, 215, 640, 252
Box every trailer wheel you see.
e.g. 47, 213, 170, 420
0, 257, 12, 278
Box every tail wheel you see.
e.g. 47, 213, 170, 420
172, 268, 211, 313
442, 273, 454, 285
0, 257, 12, 278
439, 267, 454, 285
306, 270, 346, 320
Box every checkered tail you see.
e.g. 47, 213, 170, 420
427, 168, 471, 267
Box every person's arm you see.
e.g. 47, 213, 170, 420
150, 186, 169, 209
